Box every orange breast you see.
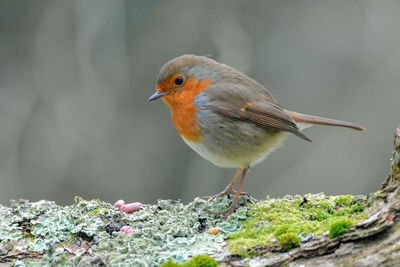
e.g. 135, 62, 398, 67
161, 78, 211, 142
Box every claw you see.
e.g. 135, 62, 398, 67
208, 202, 238, 216
207, 168, 249, 216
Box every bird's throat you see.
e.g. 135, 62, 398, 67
162, 78, 211, 142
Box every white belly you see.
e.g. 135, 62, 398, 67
182, 131, 289, 168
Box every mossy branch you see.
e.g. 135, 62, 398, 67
1, 126, 400, 266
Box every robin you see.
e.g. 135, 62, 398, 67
149, 55, 364, 215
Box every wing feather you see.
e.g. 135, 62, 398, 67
203, 84, 312, 142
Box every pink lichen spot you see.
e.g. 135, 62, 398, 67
120, 202, 143, 214
120, 226, 133, 234
113, 200, 126, 209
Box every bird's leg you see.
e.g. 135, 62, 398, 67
201, 168, 242, 200
209, 168, 248, 215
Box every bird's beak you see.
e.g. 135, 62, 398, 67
148, 91, 167, 102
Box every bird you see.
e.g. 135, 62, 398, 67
148, 55, 364, 215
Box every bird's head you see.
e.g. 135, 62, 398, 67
148, 55, 222, 103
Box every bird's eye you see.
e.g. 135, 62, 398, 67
174, 76, 184, 85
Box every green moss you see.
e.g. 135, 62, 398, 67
307, 206, 332, 221
182, 254, 218, 267
160, 259, 181, 267
333, 195, 354, 206
335, 207, 352, 216
329, 218, 354, 238
160, 255, 218, 267
351, 202, 364, 213
274, 225, 291, 236
227, 193, 366, 256
276, 233, 300, 250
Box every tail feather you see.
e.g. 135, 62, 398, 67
287, 110, 365, 131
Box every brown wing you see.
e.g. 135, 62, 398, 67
203, 84, 312, 142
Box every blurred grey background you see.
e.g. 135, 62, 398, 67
1, 0, 399, 205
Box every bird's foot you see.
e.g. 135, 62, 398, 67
203, 189, 251, 216
204, 168, 250, 216
207, 201, 238, 216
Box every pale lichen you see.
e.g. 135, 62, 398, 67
89, 197, 249, 265
0, 195, 251, 266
